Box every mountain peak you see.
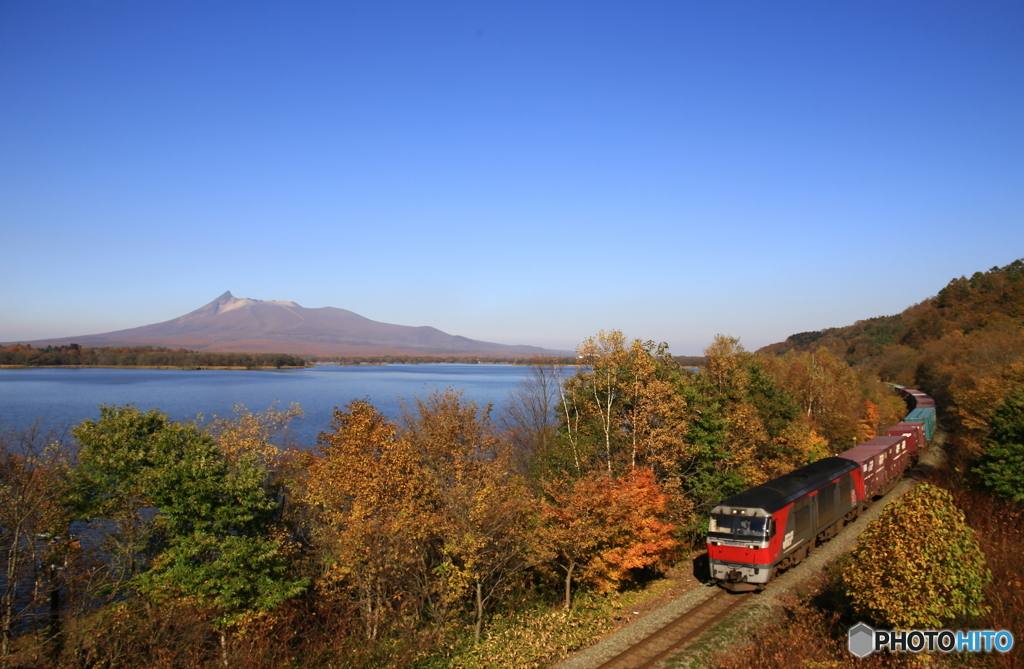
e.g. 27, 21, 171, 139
205, 291, 301, 315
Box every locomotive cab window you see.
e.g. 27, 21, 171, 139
709, 515, 769, 539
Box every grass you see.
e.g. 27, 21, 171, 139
415, 576, 682, 669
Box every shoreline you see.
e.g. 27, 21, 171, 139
0, 364, 310, 371
0, 361, 585, 370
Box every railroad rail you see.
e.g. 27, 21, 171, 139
593, 590, 752, 669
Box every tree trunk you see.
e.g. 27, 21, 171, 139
595, 376, 615, 473
46, 580, 61, 661
559, 389, 581, 474
564, 562, 576, 610
2, 523, 24, 656
474, 580, 484, 642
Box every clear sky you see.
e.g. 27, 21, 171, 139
2, 2, 1022, 355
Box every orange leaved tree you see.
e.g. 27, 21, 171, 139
541, 467, 677, 609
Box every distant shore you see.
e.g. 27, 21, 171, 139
0, 364, 310, 371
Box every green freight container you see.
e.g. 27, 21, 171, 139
906, 407, 936, 440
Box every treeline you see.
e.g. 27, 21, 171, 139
312, 354, 578, 365
1, 331, 901, 668
0, 344, 308, 369
312, 354, 704, 367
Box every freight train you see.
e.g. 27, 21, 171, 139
706, 386, 936, 592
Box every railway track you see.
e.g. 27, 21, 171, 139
593, 590, 752, 669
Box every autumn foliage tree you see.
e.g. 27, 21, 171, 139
538, 476, 604, 610
0, 423, 72, 657
843, 483, 990, 628
556, 331, 688, 477
204, 402, 304, 467
682, 336, 829, 513
540, 467, 677, 609
304, 399, 430, 641
952, 361, 1024, 457
973, 384, 1024, 502
305, 391, 539, 644
402, 390, 538, 642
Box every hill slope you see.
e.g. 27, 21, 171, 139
759, 259, 1024, 364
19, 292, 572, 358
758, 259, 1024, 434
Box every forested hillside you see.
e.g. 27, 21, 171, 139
760, 258, 1024, 451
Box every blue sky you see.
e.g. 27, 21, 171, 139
2, 2, 1022, 355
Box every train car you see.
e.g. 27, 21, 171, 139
886, 421, 926, 458
897, 386, 933, 410
707, 457, 863, 592
836, 435, 910, 499
906, 407, 936, 440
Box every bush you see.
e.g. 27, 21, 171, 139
843, 483, 990, 629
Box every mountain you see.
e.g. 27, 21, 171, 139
20, 292, 572, 358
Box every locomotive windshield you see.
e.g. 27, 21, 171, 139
709, 514, 769, 539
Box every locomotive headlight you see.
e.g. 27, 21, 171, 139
749, 545, 758, 550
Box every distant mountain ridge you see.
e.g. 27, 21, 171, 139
20, 292, 572, 358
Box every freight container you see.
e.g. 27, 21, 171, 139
837, 435, 909, 498
886, 422, 926, 458
895, 386, 935, 411
906, 407, 936, 440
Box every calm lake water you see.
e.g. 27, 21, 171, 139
0, 364, 536, 449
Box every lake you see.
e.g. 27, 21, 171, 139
0, 364, 540, 448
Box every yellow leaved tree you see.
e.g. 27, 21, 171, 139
303, 399, 429, 641
402, 389, 539, 642
844, 483, 990, 628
